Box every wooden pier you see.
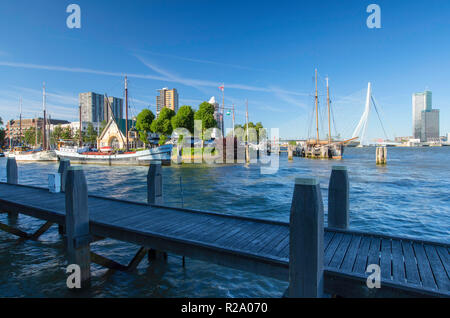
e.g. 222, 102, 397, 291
0, 159, 448, 297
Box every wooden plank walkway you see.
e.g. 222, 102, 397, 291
0, 182, 449, 297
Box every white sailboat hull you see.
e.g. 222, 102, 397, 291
55, 145, 173, 166
7, 150, 58, 162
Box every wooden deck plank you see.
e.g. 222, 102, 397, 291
435, 246, 450, 277
413, 243, 437, 289
391, 239, 406, 283
353, 236, 371, 274
402, 240, 420, 285
424, 244, 450, 292
367, 237, 381, 268
380, 238, 392, 280
257, 226, 289, 257
328, 233, 352, 269
340, 235, 362, 272
324, 233, 343, 265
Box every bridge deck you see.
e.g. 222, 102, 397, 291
0, 182, 448, 297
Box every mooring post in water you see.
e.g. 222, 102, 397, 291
328, 166, 349, 229
376, 146, 387, 165
147, 161, 163, 205
288, 145, 294, 161
146, 161, 166, 262
58, 159, 71, 234
6, 158, 18, 218
6, 158, 18, 185
288, 177, 324, 298
65, 167, 91, 289
58, 159, 71, 192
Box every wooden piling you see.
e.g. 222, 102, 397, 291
328, 166, 349, 229
58, 159, 71, 192
6, 158, 18, 185
288, 145, 293, 161
147, 161, 163, 205
6, 158, 18, 218
376, 146, 387, 165
288, 177, 324, 298
65, 167, 91, 289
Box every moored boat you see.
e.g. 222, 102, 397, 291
55, 144, 173, 166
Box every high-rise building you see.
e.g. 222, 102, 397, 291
104, 96, 123, 121
420, 109, 440, 142
156, 88, 178, 117
412, 91, 432, 139
79, 92, 123, 123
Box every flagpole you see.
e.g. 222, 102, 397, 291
222, 83, 225, 133
232, 104, 235, 138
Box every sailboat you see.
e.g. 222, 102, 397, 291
7, 84, 58, 162
55, 76, 173, 166
302, 69, 357, 159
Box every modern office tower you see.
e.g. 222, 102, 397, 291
412, 91, 432, 139
420, 109, 440, 142
156, 88, 179, 117
104, 96, 124, 121
80, 92, 123, 123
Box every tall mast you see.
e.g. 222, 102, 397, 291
78, 103, 83, 148
315, 69, 319, 144
125, 75, 129, 152
42, 82, 47, 150
327, 76, 331, 144
19, 97, 22, 146
35, 114, 38, 147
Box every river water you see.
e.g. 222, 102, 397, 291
0, 147, 449, 297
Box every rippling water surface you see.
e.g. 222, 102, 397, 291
0, 147, 449, 297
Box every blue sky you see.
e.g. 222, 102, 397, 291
0, 0, 449, 140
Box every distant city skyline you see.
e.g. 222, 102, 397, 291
0, 0, 449, 139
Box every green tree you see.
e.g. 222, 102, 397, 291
151, 107, 176, 136
51, 125, 63, 145
171, 105, 194, 133
73, 129, 85, 144
158, 135, 168, 145
23, 127, 42, 146
85, 123, 97, 144
194, 102, 217, 143
0, 128, 5, 148
61, 126, 73, 140
136, 109, 155, 145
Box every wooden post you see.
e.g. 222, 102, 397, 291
58, 159, 71, 192
6, 158, 18, 185
6, 158, 18, 218
288, 177, 324, 298
65, 167, 91, 289
376, 146, 387, 165
288, 145, 293, 161
147, 161, 163, 205
328, 166, 349, 229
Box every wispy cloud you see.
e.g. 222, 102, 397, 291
0, 60, 308, 97
132, 49, 282, 74
0, 86, 79, 122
